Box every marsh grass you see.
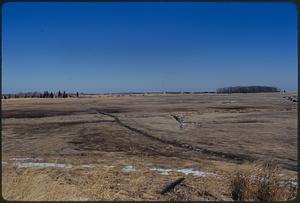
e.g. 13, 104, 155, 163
230, 162, 297, 201
2, 161, 297, 201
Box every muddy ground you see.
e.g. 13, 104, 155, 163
1, 93, 298, 200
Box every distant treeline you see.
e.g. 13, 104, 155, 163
2, 91, 221, 99
2, 91, 80, 99
3, 87, 280, 98
164, 91, 215, 94
102, 91, 216, 95
216, 86, 280, 93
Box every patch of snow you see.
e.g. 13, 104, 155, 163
250, 175, 297, 188
150, 167, 215, 177
180, 123, 187, 128
176, 168, 215, 177
290, 181, 298, 187
2, 162, 8, 165
81, 164, 95, 168
150, 168, 173, 175
14, 162, 72, 169
172, 115, 187, 128
10, 157, 42, 161
284, 179, 298, 187
122, 165, 136, 173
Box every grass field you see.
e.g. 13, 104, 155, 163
1, 92, 298, 200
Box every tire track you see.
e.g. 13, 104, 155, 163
95, 110, 255, 163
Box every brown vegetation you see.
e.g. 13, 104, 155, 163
230, 162, 297, 201
2, 93, 297, 200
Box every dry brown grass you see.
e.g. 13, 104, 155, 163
2, 164, 226, 201
2, 162, 296, 201
230, 169, 254, 201
2, 93, 297, 201
2, 166, 163, 201
230, 162, 297, 201
2, 168, 137, 201
2, 168, 80, 201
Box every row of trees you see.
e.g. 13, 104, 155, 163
216, 86, 280, 94
2, 91, 80, 99
42, 91, 70, 98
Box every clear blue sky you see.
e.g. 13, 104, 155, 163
2, 2, 298, 93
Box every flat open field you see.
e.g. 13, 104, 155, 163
1, 93, 298, 200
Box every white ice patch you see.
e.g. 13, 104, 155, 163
282, 179, 298, 187
81, 164, 95, 168
10, 157, 42, 161
122, 165, 136, 173
14, 162, 72, 169
250, 175, 297, 188
150, 168, 173, 175
289, 180, 298, 187
180, 123, 187, 128
150, 167, 215, 177
176, 168, 216, 177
